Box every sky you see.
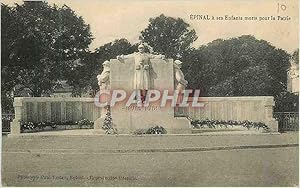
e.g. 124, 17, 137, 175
2, 0, 299, 53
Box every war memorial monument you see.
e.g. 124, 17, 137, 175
10, 43, 279, 135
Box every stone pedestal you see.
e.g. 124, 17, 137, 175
111, 105, 191, 134
10, 98, 22, 134
94, 58, 191, 134
263, 97, 278, 132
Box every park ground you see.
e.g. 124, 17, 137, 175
1, 131, 299, 186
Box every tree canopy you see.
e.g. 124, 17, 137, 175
140, 14, 197, 59
182, 35, 290, 97
1, 2, 92, 98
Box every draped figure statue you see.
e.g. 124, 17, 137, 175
117, 43, 165, 102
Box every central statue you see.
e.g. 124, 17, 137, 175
117, 43, 165, 102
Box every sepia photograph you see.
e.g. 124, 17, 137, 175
1, 0, 299, 186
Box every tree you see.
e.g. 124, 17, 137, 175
292, 49, 299, 64
94, 38, 136, 61
1, 4, 18, 112
274, 92, 298, 112
140, 14, 197, 59
182, 35, 290, 97
1, 2, 92, 99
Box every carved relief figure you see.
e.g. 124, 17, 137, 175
97, 60, 110, 89
174, 60, 188, 91
174, 60, 188, 112
97, 60, 110, 117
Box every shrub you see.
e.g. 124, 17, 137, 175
133, 126, 167, 135
77, 119, 94, 129
102, 109, 117, 134
146, 126, 167, 134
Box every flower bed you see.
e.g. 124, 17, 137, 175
20, 119, 94, 133
189, 118, 270, 132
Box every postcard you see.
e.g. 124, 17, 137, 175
1, 0, 299, 186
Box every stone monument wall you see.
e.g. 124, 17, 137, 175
10, 97, 101, 134
181, 96, 278, 132
10, 97, 278, 134
108, 58, 191, 134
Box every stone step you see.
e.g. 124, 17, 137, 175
4, 131, 297, 152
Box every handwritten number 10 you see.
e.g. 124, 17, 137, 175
277, 3, 287, 13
